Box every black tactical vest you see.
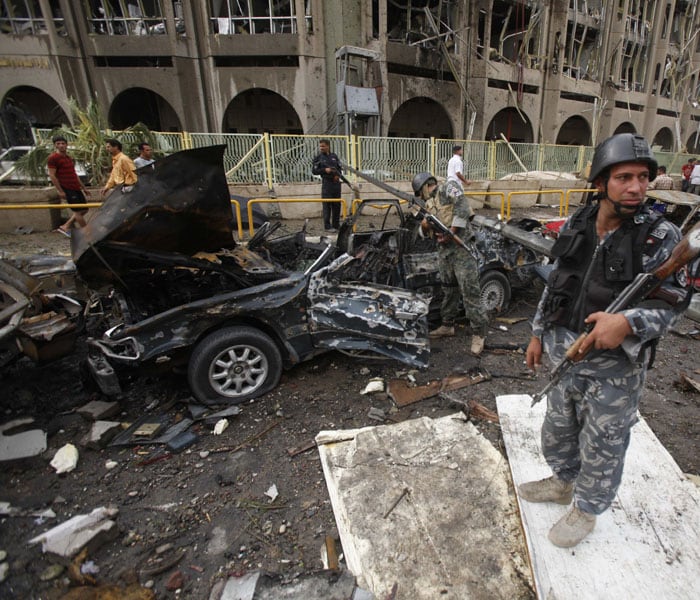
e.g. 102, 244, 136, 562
543, 204, 663, 332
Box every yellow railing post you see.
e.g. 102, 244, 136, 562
488, 141, 496, 180
263, 132, 274, 190
230, 198, 243, 240
564, 188, 594, 216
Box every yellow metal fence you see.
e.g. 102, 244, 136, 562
35, 129, 689, 189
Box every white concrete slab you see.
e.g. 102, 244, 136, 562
497, 394, 700, 600
0, 418, 46, 461
316, 414, 532, 599
28, 506, 119, 558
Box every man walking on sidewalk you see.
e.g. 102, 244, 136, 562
48, 135, 90, 236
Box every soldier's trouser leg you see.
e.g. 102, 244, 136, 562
453, 250, 488, 336
438, 252, 460, 325
322, 201, 332, 228
542, 368, 644, 515
330, 202, 341, 228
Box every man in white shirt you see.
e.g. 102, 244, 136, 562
689, 161, 700, 195
447, 145, 471, 190
134, 142, 155, 169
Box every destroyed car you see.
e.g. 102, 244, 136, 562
645, 189, 700, 234
0, 257, 83, 368
335, 199, 554, 314
76, 146, 429, 405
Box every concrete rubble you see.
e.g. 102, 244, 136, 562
0, 417, 47, 461
28, 506, 120, 559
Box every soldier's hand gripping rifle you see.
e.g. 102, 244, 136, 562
342, 164, 474, 252
328, 167, 361, 200
531, 221, 700, 407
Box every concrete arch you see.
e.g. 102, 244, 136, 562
651, 127, 673, 151
613, 122, 636, 134
109, 88, 182, 131
556, 115, 591, 145
485, 108, 533, 143
222, 89, 302, 134
686, 133, 700, 155
387, 97, 452, 138
1, 85, 69, 128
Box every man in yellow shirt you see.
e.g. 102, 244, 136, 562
101, 138, 137, 197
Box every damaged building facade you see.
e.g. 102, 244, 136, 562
1, 1, 700, 151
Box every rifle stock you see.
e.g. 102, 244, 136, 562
531, 220, 700, 406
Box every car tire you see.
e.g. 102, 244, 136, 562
479, 270, 511, 313
187, 326, 283, 404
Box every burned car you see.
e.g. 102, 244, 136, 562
76, 146, 429, 405
335, 198, 554, 314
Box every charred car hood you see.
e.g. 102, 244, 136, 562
73, 145, 234, 284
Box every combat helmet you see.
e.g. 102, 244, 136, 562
588, 133, 657, 183
412, 172, 437, 195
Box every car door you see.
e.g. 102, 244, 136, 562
306, 254, 430, 368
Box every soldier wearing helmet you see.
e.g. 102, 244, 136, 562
519, 133, 688, 548
412, 171, 488, 355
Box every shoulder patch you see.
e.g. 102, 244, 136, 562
649, 219, 672, 240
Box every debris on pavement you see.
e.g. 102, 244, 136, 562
165, 430, 199, 453
677, 371, 700, 393
496, 316, 527, 325
264, 484, 279, 503
28, 506, 119, 559
81, 420, 121, 449
110, 414, 170, 446
213, 418, 229, 435
0, 501, 56, 520
287, 439, 316, 457
387, 370, 491, 407
367, 407, 386, 422
77, 399, 121, 420
360, 378, 385, 395
0, 417, 47, 461
50, 442, 79, 473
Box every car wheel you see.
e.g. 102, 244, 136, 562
479, 270, 511, 313
188, 326, 282, 404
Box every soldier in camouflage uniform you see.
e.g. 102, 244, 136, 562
412, 172, 488, 355
521, 133, 689, 547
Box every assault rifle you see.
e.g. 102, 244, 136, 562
342, 164, 475, 253
328, 167, 361, 200
531, 221, 700, 406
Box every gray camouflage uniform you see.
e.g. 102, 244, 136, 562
429, 179, 488, 336
531, 215, 686, 515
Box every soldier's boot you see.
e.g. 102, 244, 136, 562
429, 324, 455, 338
470, 335, 485, 356
518, 476, 573, 505
548, 506, 596, 548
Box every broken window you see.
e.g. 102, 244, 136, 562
84, 1, 182, 36
386, 0, 457, 53
659, 1, 698, 102
209, 0, 309, 35
615, 0, 654, 92
0, 0, 63, 35
487, 1, 542, 67
563, 22, 599, 80
561, 1, 603, 81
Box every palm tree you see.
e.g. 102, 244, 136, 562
15, 98, 156, 186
